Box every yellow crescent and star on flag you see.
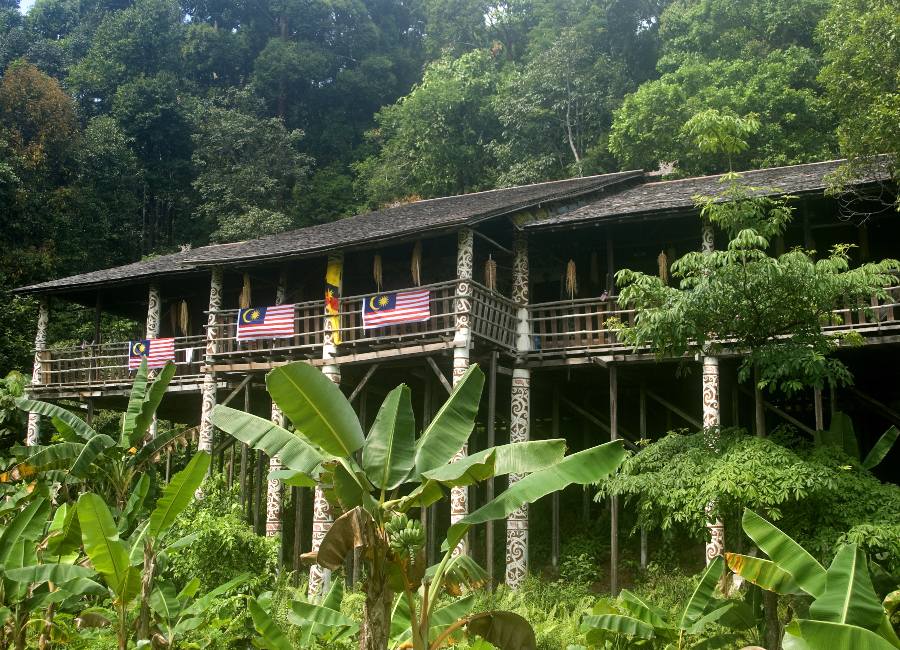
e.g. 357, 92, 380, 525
368, 294, 390, 311
131, 340, 147, 356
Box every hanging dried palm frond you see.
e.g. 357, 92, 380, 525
411, 241, 422, 286
179, 300, 189, 336
590, 251, 600, 285
565, 259, 577, 299
239, 273, 251, 309
657, 250, 669, 286
484, 255, 497, 291
373, 253, 383, 291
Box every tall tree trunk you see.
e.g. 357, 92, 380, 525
39, 592, 55, 650
764, 591, 781, 649
360, 569, 392, 650
754, 365, 766, 436
138, 543, 155, 642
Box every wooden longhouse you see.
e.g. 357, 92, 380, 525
14, 159, 900, 593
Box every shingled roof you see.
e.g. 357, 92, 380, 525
527, 159, 892, 230
185, 170, 641, 266
14, 170, 640, 294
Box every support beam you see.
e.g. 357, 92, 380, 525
309, 253, 343, 598
639, 385, 647, 570
472, 228, 513, 256
267, 268, 288, 540
739, 386, 816, 436
348, 363, 380, 403
551, 387, 560, 571
609, 365, 619, 597
559, 396, 639, 451
848, 386, 900, 428
26, 297, 50, 446
221, 374, 253, 409
485, 351, 497, 585
145, 283, 162, 439
506, 229, 531, 589
814, 388, 824, 431
199, 269, 224, 452
645, 389, 702, 429
426, 356, 452, 395
450, 228, 474, 556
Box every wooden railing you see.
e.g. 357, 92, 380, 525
210, 300, 325, 361
528, 296, 635, 354
527, 285, 900, 356
470, 282, 519, 350
37, 336, 206, 387
824, 286, 900, 334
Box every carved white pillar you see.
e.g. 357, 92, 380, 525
146, 283, 161, 439
506, 230, 531, 588
310, 256, 341, 597
700, 223, 724, 562
26, 297, 50, 446
702, 355, 724, 563
266, 270, 288, 538
450, 228, 474, 555
199, 269, 223, 453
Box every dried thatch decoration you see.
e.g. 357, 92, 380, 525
179, 300, 189, 336
657, 250, 669, 286
565, 259, 577, 299
373, 253, 383, 291
590, 251, 600, 285
484, 255, 497, 291
411, 241, 422, 286
239, 273, 251, 308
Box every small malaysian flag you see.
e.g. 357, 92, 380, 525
236, 304, 295, 340
362, 289, 430, 329
129, 338, 175, 370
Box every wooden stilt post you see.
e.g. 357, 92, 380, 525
814, 388, 824, 431
26, 297, 50, 446
267, 269, 289, 542
255, 450, 265, 535
551, 386, 561, 571
239, 385, 250, 509
639, 384, 647, 570
199, 269, 223, 454
731, 382, 739, 428
292, 486, 304, 586
485, 351, 497, 585
609, 366, 619, 596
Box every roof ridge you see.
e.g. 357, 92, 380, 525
642, 159, 846, 187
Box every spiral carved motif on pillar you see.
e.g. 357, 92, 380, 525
146, 285, 161, 339
511, 232, 529, 304
705, 517, 725, 563
455, 229, 474, 331
199, 270, 223, 453
506, 373, 531, 588
701, 224, 715, 254
308, 484, 333, 597
26, 299, 50, 446
265, 404, 286, 536
701, 356, 720, 432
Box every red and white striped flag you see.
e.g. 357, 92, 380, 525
128, 338, 175, 370
236, 304, 295, 340
362, 289, 430, 329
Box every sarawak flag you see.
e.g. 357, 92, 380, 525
236, 304, 295, 340
129, 338, 175, 370
363, 289, 430, 329
325, 255, 342, 344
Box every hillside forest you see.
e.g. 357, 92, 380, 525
0, 0, 897, 374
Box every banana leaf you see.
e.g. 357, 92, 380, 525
741, 509, 827, 598
414, 364, 484, 475
129, 361, 176, 447
147, 452, 210, 540
266, 362, 365, 457
363, 384, 416, 491
726, 552, 804, 595
248, 598, 292, 650
862, 426, 899, 470
15, 399, 97, 440
679, 555, 724, 629
77, 493, 140, 603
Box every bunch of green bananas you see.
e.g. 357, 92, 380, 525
385, 513, 425, 564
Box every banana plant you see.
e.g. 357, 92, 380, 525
210, 361, 627, 650
11, 359, 181, 510
248, 579, 359, 648
727, 508, 900, 649
580, 555, 753, 649
147, 572, 250, 648
77, 452, 210, 650
817, 411, 898, 470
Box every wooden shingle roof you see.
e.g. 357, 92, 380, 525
527, 159, 891, 230
14, 171, 640, 294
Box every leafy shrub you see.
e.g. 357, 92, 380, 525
163, 473, 277, 594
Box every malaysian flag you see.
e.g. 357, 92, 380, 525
362, 289, 430, 329
129, 338, 175, 370
236, 304, 295, 340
